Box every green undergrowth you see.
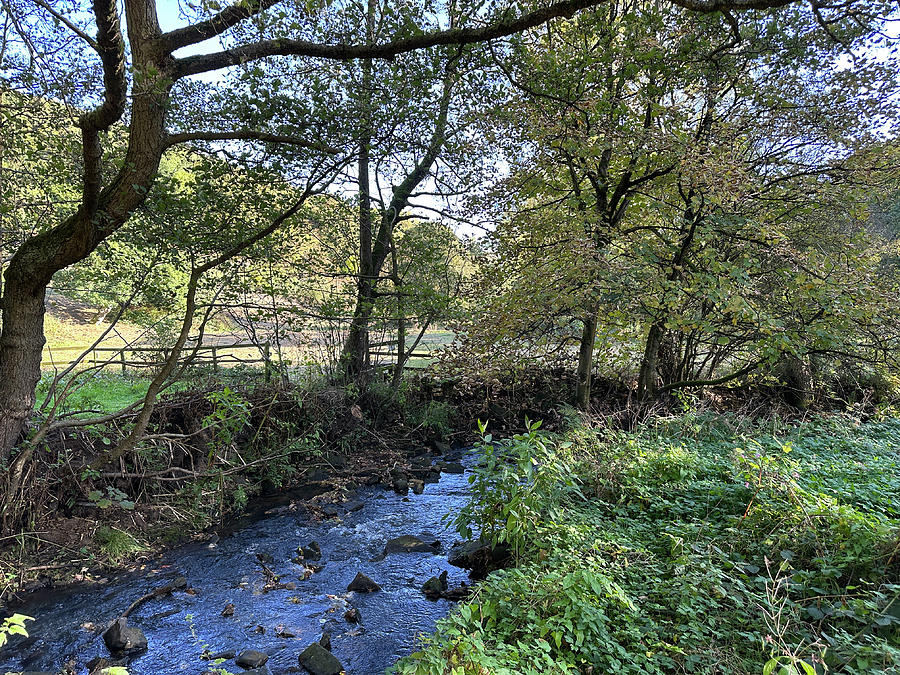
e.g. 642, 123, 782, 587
36, 373, 153, 415
93, 525, 145, 562
396, 412, 900, 675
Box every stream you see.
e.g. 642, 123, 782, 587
0, 456, 474, 675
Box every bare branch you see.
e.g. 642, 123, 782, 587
31, 0, 99, 50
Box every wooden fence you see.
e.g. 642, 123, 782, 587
42, 342, 272, 374
42, 337, 443, 375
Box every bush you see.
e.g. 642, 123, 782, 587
409, 400, 455, 438
452, 421, 583, 560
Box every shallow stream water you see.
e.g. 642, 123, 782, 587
0, 459, 473, 675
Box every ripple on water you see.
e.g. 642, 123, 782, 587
0, 456, 475, 675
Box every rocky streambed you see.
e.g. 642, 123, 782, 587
0, 453, 477, 675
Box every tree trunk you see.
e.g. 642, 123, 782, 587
637, 322, 664, 400
0, 0, 168, 464
391, 234, 406, 389
575, 312, 598, 410
340, 0, 376, 385
0, 282, 46, 457
342, 98, 374, 382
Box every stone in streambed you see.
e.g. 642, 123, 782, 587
236, 649, 269, 668
441, 461, 465, 474
344, 606, 361, 623
392, 477, 409, 495
102, 618, 148, 655
297, 541, 322, 561
344, 499, 365, 512
384, 535, 440, 555
410, 479, 425, 494
347, 571, 381, 592
203, 649, 236, 660
432, 441, 452, 455
448, 539, 511, 579
298, 642, 344, 675
422, 570, 448, 599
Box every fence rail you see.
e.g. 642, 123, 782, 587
41, 340, 440, 374
42, 342, 272, 374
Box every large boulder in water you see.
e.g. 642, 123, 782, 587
236, 649, 269, 668
102, 618, 148, 655
448, 539, 511, 579
392, 477, 409, 495
347, 571, 381, 592
422, 571, 448, 599
298, 642, 345, 675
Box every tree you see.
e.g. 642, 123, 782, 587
1, 0, 703, 464
465, 1, 738, 407
448, 0, 897, 406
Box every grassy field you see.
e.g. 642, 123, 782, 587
39, 300, 454, 414
36, 374, 152, 414
42, 302, 453, 374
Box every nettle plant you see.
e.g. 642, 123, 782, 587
453, 420, 583, 559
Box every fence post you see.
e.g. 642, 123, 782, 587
263, 341, 271, 383
120, 350, 127, 375
212, 346, 219, 374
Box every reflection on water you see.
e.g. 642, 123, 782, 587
1, 458, 472, 675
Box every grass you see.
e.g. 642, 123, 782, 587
42, 302, 456, 374
397, 412, 900, 675
94, 525, 145, 562
37, 373, 153, 415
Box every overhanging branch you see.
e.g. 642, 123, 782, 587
161, 0, 282, 52
173, 0, 614, 78
164, 130, 342, 155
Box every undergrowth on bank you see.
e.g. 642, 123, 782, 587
396, 412, 900, 674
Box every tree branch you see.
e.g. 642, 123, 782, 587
164, 130, 342, 155
657, 360, 763, 394
174, 0, 606, 78
79, 0, 127, 214
161, 0, 282, 52
672, 0, 795, 9
32, 0, 99, 50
